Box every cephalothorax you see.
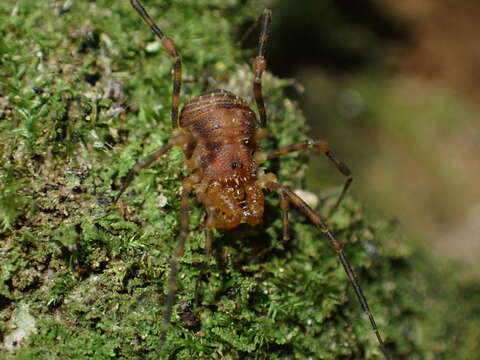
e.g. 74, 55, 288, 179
179, 89, 266, 230
118, 1, 390, 358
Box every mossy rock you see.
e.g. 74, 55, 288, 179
1, 1, 478, 359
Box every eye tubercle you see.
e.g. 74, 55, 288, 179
231, 161, 243, 169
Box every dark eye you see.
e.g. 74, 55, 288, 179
231, 161, 243, 169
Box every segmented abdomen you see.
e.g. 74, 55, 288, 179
179, 89, 256, 128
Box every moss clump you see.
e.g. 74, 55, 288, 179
1, 1, 479, 359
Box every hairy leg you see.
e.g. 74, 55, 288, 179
115, 143, 173, 202
131, 0, 182, 128
266, 181, 390, 359
268, 139, 352, 212
194, 226, 213, 305
251, 8, 272, 128
163, 187, 191, 327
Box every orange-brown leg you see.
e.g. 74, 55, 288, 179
131, 0, 182, 128
252, 8, 272, 128
194, 226, 213, 305
163, 187, 191, 327
279, 190, 290, 244
268, 139, 352, 212
254, 190, 290, 260
266, 181, 390, 359
115, 143, 173, 202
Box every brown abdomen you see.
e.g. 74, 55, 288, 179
180, 89, 257, 130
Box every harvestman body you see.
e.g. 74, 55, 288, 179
117, 1, 390, 358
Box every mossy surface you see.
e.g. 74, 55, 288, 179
1, 1, 478, 359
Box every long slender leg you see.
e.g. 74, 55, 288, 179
266, 181, 390, 360
163, 187, 190, 327
252, 8, 272, 128
194, 226, 214, 305
253, 190, 290, 260
268, 139, 352, 212
279, 190, 290, 244
115, 143, 173, 202
131, 0, 182, 128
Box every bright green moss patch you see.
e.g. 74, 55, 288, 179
1, 1, 478, 359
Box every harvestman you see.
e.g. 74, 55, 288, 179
117, 1, 390, 358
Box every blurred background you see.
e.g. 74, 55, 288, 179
261, 0, 480, 274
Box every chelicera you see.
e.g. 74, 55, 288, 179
117, 1, 390, 358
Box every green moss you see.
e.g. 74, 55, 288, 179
0, 1, 478, 359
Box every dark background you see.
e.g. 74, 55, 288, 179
261, 0, 480, 273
